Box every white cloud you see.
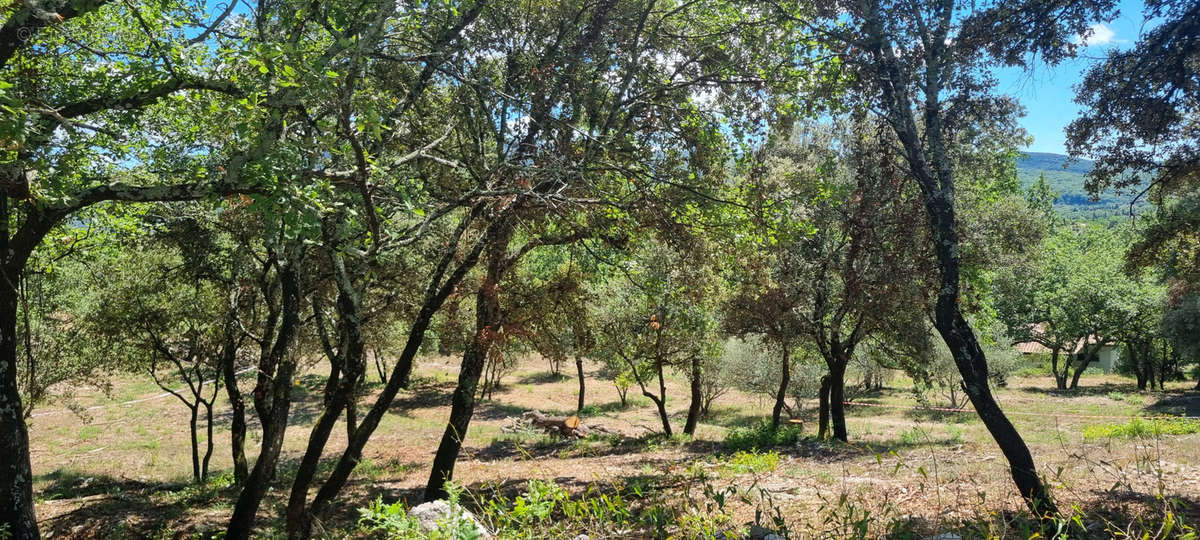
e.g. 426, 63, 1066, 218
1075, 23, 1115, 46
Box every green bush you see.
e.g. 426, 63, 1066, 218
724, 421, 803, 451
1083, 418, 1200, 440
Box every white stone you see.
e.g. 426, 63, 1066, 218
408, 499, 493, 539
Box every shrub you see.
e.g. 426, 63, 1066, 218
724, 421, 804, 451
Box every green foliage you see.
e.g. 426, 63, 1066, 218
719, 450, 781, 475
1082, 418, 1200, 440
724, 421, 804, 451
479, 479, 635, 539
1163, 294, 1200, 361
590, 236, 725, 433
994, 222, 1159, 386
1015, 153, 1149, 222
358, 483, 482, 539
357, 497, 422, 537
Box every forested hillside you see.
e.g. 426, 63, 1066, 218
1016, 152, 1148, 222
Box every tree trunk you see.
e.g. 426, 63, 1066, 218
425, 223, 512, 502
189, 406, 201, 483
575, 355, 586, 413
829, 359, 848, 442
1155, 342, 1165, 389
653, 358, 672, 436
226, 257, 303, 539
0, 280, 38, 540
647, 393, 672, 437
683, 355, 702, 436
1129, 343, 1147, 390
284, 372, 356, 540
862, 2, 1057, 514
1050, 348, 1067, 390
285, 250, 367, 539
426, 339, 487, 501
302, 205, 508, 525
221, 334, 249, 483
941, 310, 1058, 516
374, 348, 388, 385
1068, 353, 1089, 390
817, 375, 830, 440
202, 398, 215, 482
772, 347, 790, 429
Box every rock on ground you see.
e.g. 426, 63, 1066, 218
407, 499, 493, 539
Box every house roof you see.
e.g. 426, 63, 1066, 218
1013, 323, 1112, 355
1015, 341, 1053, 354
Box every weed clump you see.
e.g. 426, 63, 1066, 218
1082, 417, 1200, 440
719, 450, 781, 475
724, 421, 803, 451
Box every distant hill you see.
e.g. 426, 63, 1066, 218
1014, 152, 1145, 222
1018, 152, 1094, 176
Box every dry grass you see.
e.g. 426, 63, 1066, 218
26, 356, 1200, 538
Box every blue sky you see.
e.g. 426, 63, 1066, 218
993, 0, 1148, 156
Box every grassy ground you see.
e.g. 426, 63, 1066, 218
25, 356, 1200, 538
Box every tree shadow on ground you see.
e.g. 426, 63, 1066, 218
386, 381, 457, 416
774, 437, 874, 463
210, 375, 329, 429
853, 435, 966, 453
903, 408, 979, 424
580, 399, 644, 416
35, 469, 179, 501
1019, 381, 1140, 397
842, 401, 896, 418
1086, 488, 1200, 532
1142, 392, 1200, 418
514, 371, 571, 385
699, 407, 766, 430
36, 454, 435, 538
473, 400, 575, 420
466, 429, 737, 462
34, 469, 242, 539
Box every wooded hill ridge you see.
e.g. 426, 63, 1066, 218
1016, 152, 1149, 219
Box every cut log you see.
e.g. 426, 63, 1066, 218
520, 411, 592, 438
